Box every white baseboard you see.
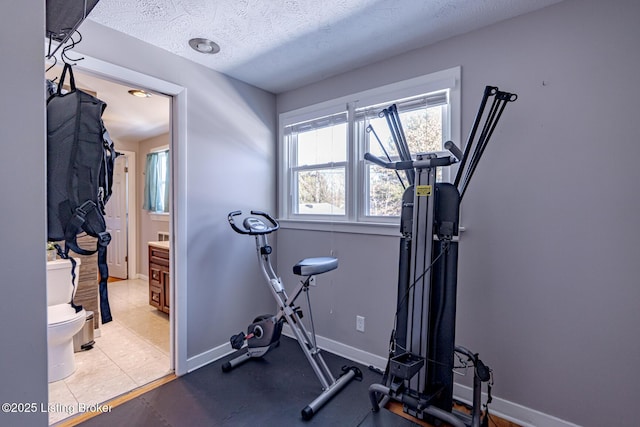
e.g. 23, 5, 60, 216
186, 342, 234, 373
136, 273, 149, 281
185, 328, 579, 427
281, 324, 387, 369
453, 383, 581, 427
282, 325, 580, 427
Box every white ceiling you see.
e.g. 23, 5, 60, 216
88, 0, 563, 94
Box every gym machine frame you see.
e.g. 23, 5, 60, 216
367, 86, 517, 427
225, 211, 362, 420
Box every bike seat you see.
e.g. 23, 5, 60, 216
293, 257, 338, 276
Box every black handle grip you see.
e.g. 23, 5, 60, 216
364, 152, 391, 168
444, 140, 464, 162
228, 211, 250, 234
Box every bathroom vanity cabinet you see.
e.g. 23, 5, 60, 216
148, 242, 170, 314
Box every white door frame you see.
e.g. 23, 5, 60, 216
73, 54, 188, 376
118, 150, 137, 281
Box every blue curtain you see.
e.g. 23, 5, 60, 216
143, 150, 170, 212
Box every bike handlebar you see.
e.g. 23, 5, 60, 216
228, 210, 280, 235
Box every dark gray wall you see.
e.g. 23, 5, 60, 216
0, 3, 49, 427
276, 0, 640, 425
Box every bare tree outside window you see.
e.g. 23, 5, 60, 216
367, 106, 443, 216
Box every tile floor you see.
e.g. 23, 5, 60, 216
48, 278, 171, 425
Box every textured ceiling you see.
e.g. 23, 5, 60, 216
88, 0, 564, 93
46, 64, 171, 144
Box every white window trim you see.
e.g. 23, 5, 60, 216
149, 212, 170, 222
278, 66, 461, 233
151, 144, 170, 153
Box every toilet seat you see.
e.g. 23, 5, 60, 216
48, 304, 86, 326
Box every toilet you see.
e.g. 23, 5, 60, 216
47, 258, 86, 382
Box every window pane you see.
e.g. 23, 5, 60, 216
400, 106, 443, 154
157, 151, 169, 211
367, 105, 443, 159
368, 165, 403, 217
364, 104, 444, 217
295, 168, 345, 215
367, 116, 400, 158
296, 123, 347, 166
143, 149, 169, 213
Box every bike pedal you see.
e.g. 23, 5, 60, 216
230, 332, 246, 350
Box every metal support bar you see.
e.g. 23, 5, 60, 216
457, 87, 518, 200
454, 86, 497, 188
302, 367, 360, 420
366, 124, 407, 189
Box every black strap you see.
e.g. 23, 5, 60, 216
62, 201, 113, 324
64, 201, 101, 255
62, 232, 112, 324
97, 242, 112, 324
56, 63, 77, 95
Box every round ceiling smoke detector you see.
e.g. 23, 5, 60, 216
189, 38, 220, 54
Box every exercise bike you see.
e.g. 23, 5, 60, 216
224, 210, 362, 420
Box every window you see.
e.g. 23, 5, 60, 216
279, 67, 460, 230
143, 149, 170, 213
357, 92, 450, 218
286, 113, 348, 216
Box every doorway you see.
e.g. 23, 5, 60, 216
45, 61, 180, 424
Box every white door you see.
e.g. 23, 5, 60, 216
105, 154, 128, 279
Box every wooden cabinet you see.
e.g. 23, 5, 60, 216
148, 243, 170, 314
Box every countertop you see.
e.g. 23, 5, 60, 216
148, 241, 170, 250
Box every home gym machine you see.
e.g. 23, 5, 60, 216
366, 86, 517, 427
224, 210, 362, 420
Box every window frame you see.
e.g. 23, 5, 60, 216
143, 146, 170, 214
278, 66, 461, 235
286, 112, 349, 219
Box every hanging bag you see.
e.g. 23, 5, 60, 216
47, 63, 116, 324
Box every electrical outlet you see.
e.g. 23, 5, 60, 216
309, 275, 316, 286
356, 315, 365, 333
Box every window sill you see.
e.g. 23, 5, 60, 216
278, 218, 466, 237
149, 212, 170, 222
278, 218, 401, 237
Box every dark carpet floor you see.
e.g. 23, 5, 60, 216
79, 336, 419, 426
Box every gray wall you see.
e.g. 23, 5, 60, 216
0, 3, 48, 427
0, 6, 275, 421
75, 20, 278, 360
276, 0, 640, 425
